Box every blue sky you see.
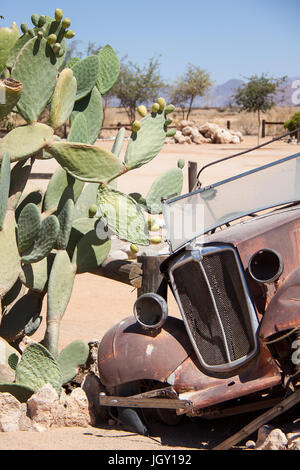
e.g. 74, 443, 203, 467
1, 0, 299, 85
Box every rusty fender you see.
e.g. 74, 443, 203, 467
260, 266, 300, 340
98, 316, 194, 388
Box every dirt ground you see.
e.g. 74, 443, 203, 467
1, 135, 299, 451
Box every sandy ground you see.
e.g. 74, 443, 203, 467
1, 135, 298, 451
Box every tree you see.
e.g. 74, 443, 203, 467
111, 55, 165, 123
168, 64, 212, 120
233, 73, 287, 144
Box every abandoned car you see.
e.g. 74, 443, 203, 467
97, 147, 300, 438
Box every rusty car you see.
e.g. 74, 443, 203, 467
97, 139, 300, 443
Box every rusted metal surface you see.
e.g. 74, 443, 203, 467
260, 266, 300, 339
98, 316, 194, 387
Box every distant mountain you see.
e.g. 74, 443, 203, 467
107, 77, 300, 109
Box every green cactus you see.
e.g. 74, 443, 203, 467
0, 123, 54, 162
50, 67, 77, 129
67, 113, 89, 143
47, 141, 125, 183
97, 186, 149, 245
0, 7, 181, 368
44, 250, 76, 356
57, 339, 89, 384
21, 214, 60, 264
70, 86, 103, 144
0, 22, 19, 75
0, 151, 10, 230
145, 159, 185, 214
97, 44, 120, 95
70, 55, 100, 101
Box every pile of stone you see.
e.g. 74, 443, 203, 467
243, 424, 300, 450
167, 120, 243, 145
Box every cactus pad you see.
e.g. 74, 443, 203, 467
67, 113, 88, 143
47, 141, 124, 183
72, 221, 111, 273
70, 86, 103, 144
70, 55, 100, 101
0, 123, 54, 162
50, 67, 77, 129
97, 186, 149, 245
15, 342, 62, 395
124, 110, 168, 170
17, 202, 41, 255
21, 214, 60, 264
57, 340, 89, 385
0, 22, 19, 74
145, 160, 184, 214
11, 37, 58, 123
0, 211, 21, 297
0, 151, 10, 230
97, 44, 120, 95
43, 167, 84, 212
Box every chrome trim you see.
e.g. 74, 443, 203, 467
168, 244, 259, 373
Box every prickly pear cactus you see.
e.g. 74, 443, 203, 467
0, 7, 182, 376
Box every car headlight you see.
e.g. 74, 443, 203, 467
133, 293, 168, 330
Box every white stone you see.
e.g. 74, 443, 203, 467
27, 383, 60, 431
64, 387, 91, 427
256, 427, 288, 450
0, 393, 23, 432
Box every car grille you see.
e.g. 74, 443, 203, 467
169, 246, 258, 372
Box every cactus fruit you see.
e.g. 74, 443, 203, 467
165, 104, 175, 115
132, 120, 141, 132
157, 97, 166, 110
88, 204, 98, 218
61, 18, 71, 29
130, 243, 139, 254
166, 128, 176, 137
47, 33, 57, 44
150, 236, 162, 244
55, 9, 63, 22
64, 29, 75, 39
137, 105, 147, 117
152, 103, 160, 113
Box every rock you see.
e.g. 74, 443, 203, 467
27, 383, 60, 431
109, 250, 129, 260
256, 427, 288, 450
256, 424, 274, 446
287, 435, 300, 450
174, 130, 186, 144
193, 134, 211, 144
177, 119, 195, 130
0, 363, 15, 383
198, 122, 220, 138
0, 392, 23, 432
181, 126, 194, 136
212, 127, 236, 144
64, 387, 91, 427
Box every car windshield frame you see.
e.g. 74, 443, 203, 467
163, 151, 300, 252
